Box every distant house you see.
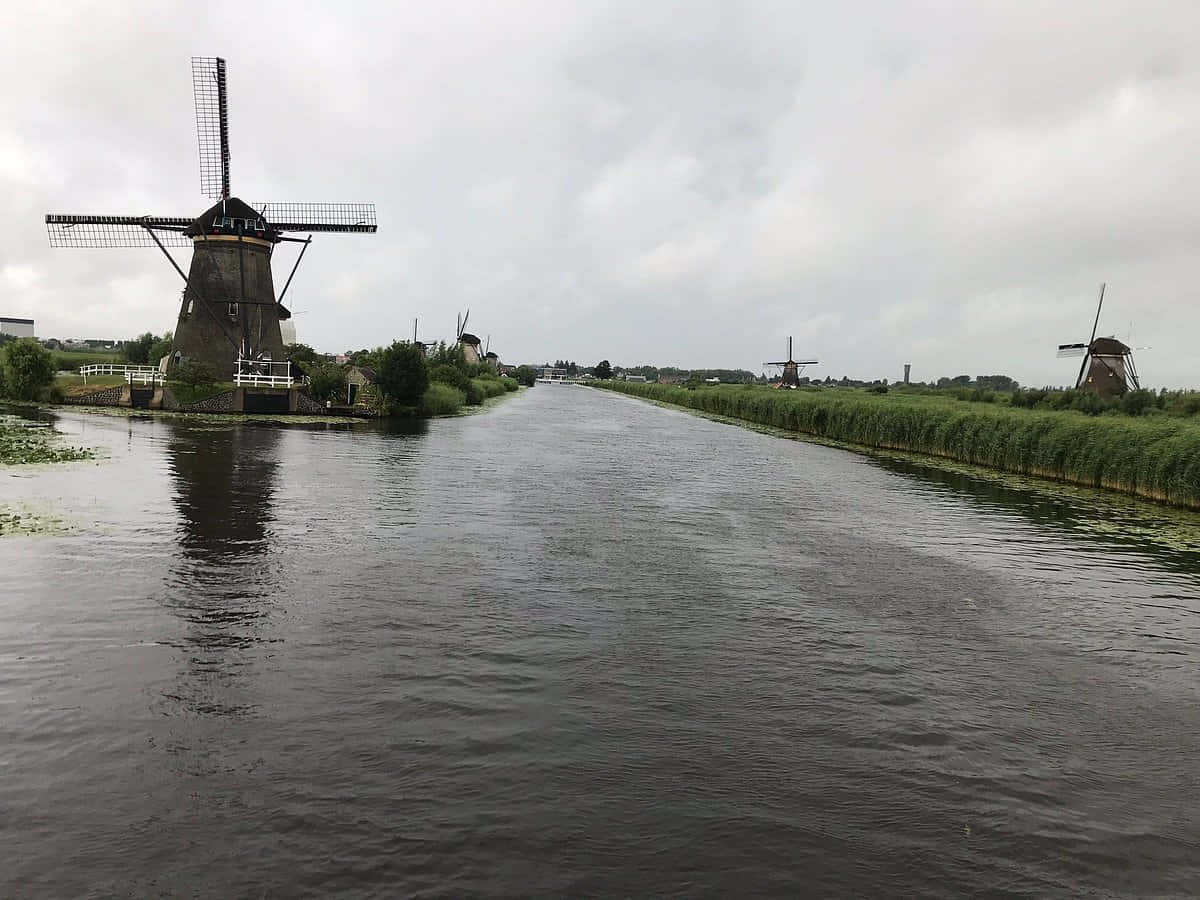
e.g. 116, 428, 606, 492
623, 374, 648, 383
1, 317, 35, 339
346, 366, 383, 411
704, 377, 720, 384
657, 374, 683, 385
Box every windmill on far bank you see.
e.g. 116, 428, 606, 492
1056, 283, 1144, 396
45, 56, 377, 379
765, 336, 818, 388
455, 309, 484, 365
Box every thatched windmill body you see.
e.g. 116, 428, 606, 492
45, 57, 376, 378
765, 336, 818, 388
1056, 284, 1143, 397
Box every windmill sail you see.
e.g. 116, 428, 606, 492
45, 214, 193, 247
192, 57, 230, 200
254, 202, 377, 233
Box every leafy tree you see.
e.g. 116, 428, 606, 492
375, 341, 429, 411
286, 342, 321, 367
148, 332, 173, 367
1, 339, 55, 401
174, 358, 216, 389
428, 341, 467, 370
512, 365, 536, 387
307, 363, 347, 402
975, 374, 1019, 392
594, 359, 613, 380
429, 363, 471, 393
123, 332, 157, 365
123, 331, 172, 366
352, 348, 384, 370
1120, 389, 1156, 416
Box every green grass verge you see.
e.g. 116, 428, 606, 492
55, 374, 126, 397
169, 381, 235, 407
593, 382, 1200, 510
51, 349, 122, 370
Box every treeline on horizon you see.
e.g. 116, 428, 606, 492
594, 380, 1200, 511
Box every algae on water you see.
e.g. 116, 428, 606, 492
0, 414, 94, 465
0, 506, 72, 538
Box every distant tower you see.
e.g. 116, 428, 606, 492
903, 363, 911, 384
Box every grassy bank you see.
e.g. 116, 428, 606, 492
50, 349, 122, 371
419, 374, 520, 416
593, 382, 1200, 510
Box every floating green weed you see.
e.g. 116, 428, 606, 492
0, 506, 71, 537
0, 415, 93, 465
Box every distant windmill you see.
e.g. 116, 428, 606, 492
764, 336, 818, 388
411, 317, 428, 353
483, 334, 500, 370
45, 56, 377, 378
455, 309, 483, 365
1056, 283, 1143, 396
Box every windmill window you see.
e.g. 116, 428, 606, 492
228, 302, 239, 319
185, 298, 193, 317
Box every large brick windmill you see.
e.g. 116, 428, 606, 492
45, 57, 376, 378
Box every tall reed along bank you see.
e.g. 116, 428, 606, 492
593, 382, 1200, 510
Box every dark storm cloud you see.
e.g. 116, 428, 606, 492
3, 0, 1198, 385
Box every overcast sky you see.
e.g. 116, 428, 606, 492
3, 1, 1198, 385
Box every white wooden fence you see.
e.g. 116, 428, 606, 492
233, 357, 294, 388
78, 364, 161, 385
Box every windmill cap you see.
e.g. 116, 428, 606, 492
1090, 337, 1131, 355
184, 197, 270, 237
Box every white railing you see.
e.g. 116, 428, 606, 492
79, 364, 161, 385
233, 356, 294, 388
233, 371, 295, 387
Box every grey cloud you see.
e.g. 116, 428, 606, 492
2, 0, 1199, 385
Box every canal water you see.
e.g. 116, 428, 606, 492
2, 388, 1199, 897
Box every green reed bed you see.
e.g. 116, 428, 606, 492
594, 382, 1200, 510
